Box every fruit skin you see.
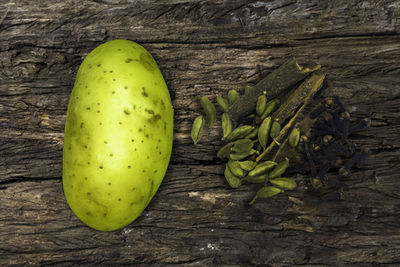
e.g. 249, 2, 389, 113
62, 40, 173, 231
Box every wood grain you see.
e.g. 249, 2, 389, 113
1, 0, 400, 265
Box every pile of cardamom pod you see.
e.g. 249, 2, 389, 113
190, 58, 369, 204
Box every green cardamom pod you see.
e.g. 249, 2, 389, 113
238, 160, 257, 171
258, 116, 272, 149
269, 157, 289, 179
228, 160, 247, 178
217, 142, 235, 159
221, 113, 233, 140
191, 115, 204, 144
200, 96, 216, 128
244, 127, 259, 139
288, 127, 300, 148
249, 186, 281, 205
232, 139, 254, 153
244, 175, 266, 184
256, 94, 267, 116
248, 160, 277, 176
229, 149, 256, 161
261, 99, 280, 120
216, 96, 230, 112
224, 164, 241, 188
224, 125, 255, 142
269, 177, 297, 190
270, 120, 281, 139
227, 89, 240, 105
244, 85, 253, 95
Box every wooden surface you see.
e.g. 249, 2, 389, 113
1, 0, 400, 266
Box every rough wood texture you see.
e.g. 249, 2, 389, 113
1, 0, 400, 266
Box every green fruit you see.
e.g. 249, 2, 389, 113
62, 40, 174, 231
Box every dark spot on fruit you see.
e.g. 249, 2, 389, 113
141, 140, 144, 143
142, 170, 146, 173
119, 122, 122, 125
145, 108, 154, 115
131, 139, 134, 142
108, 182, 112, 186
147, 156, 150, 159
156, 146, 158, 150
99, 122, 102, 125
85, 176, 88, 180
110, 153, 113, 157
159, 152, 162, 155
112, 91, 115, 94
85, 85, 88, 88
134, 148, 137, 151
86, 107, 90, 110
104, 70, 106, 73
158, 139, 161, 143
124, 86, 128, 90
80, 122, 84, 128
107, 193, 111, 196
130, 202, 134, 206
97, 110, 100, 113
118, 48, 121, 51
113, 78, 116, 81
97, 102, 100, 106
84, 145, 87, 149
99, 166, 103, 169
97, 64, 101, 67
104, 141, 108, 144
133, 105, 136, 110
140, 52, 156, 71
68, 146, 71, 150
132, 187, 136, 191
118, 198, 121, 201
87, 162, 90, 165
87, 211, 91, 215
145, 134, 149, 138
125, 58, 133, 63
128, 165, 131, 169
164, 122, 167, 131
141, 87, 148, 97
154, 170, 158, 173
103, 213, 107, 217
110, 70, 113, 73
138, 128, 142, 132
87, 192, 91, 196
161, 99, 165, 110
88, 65, 92, 69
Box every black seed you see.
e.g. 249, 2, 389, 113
99, 166, 103, 169
145, 134, 149, 138
97, 64, 101, 67
128, 165, 131, 169
110, 70, 113, 73
108, 182, 111, 186
131, 139, 134, 142
118, 198, 121, 201
86, 107, 90, 110
87, 162, 90, 165
104, 71, 106, 73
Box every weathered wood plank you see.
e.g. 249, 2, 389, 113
1, 0, 400, 265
